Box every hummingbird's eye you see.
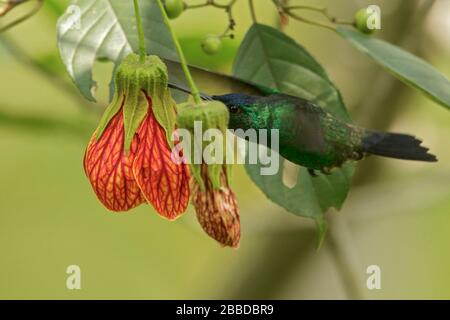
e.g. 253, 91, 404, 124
229, 105, 239, 113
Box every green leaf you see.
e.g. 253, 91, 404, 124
233, 24, 355, 228
337, 27, 450, 110
57, 0, 176, 101
43, 0, 70, 19
234, 24, 351, 123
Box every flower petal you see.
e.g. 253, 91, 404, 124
133, 95, 190, 220
84, 107, 145, 211
192, 165, 240, 248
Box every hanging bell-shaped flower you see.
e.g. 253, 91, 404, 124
177, 101, 240, 248
84, 54, 190, 220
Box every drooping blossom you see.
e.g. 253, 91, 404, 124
177, 101, 240, 247
84, 54, 189, 220
191, 164, 240, 248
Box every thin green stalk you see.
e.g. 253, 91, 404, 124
249, 0, 257, 23
133, 0, 146, 63
155, 0, 201, 104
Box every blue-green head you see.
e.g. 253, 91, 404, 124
212, 93, 260, 130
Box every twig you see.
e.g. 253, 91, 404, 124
0, 0, 30, 17
272, 0, 354, 31
219, 5, 235, 38
248, 0, 257, 23
275, 0, 289, 29
133, 0, 146, 63
185, 0, 237, 10
284, 9, 336, 31
284, 5, 354, 26
0, 0, 43, 33
185, 0, 238, 38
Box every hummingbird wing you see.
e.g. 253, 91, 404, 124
163, 58, 268, 98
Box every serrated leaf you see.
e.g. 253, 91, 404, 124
234, 24, 355, 225
57, 0, 176, 101
337, 27, 450, 110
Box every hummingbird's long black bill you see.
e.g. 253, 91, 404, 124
167, 82, 213, 101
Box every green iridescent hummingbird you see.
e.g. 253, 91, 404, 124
165, 60, 437, 174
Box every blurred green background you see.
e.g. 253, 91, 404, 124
1, 0, 450, 299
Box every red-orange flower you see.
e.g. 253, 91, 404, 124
191, 164, 240, 248
83, 54, 189, 220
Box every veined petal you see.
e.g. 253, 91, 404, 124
192, 165, 240, 248
84, 107, 145, 211
133, 95, 190, 220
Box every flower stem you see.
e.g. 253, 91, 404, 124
133, 0, 146, 64
248, 0, 257, 23
155, 0, 202, 104
272, 0, 346, 31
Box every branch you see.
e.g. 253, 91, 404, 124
0, 0, 43, 33
0, 0, 30, 17
185, 0, 238, 38
248, 0, 257, 23
272, 0, 353, 31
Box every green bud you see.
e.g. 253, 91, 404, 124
178, 101, 229, 132
201, 35, 222, 55
354, 8, 375, 34
177, 101, 231, 190
164, 0, 185, 19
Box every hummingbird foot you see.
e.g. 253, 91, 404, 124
308, 168, 318, 177
351, 150, 365, 161
320, 167, 333, 175
308, 167, 334, 177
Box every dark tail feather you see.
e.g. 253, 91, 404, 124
361, 131, 437, 162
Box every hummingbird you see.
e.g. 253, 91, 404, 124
165, 60, 437, 175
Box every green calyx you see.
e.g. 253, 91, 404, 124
95, 53, 177, 152
177, 101, 232, 190
177, 101, 229, 133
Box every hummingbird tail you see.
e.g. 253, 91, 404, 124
361, 131, 437, 162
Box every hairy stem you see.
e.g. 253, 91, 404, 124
132, 0, 146, 63
155, 0, 201, 104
